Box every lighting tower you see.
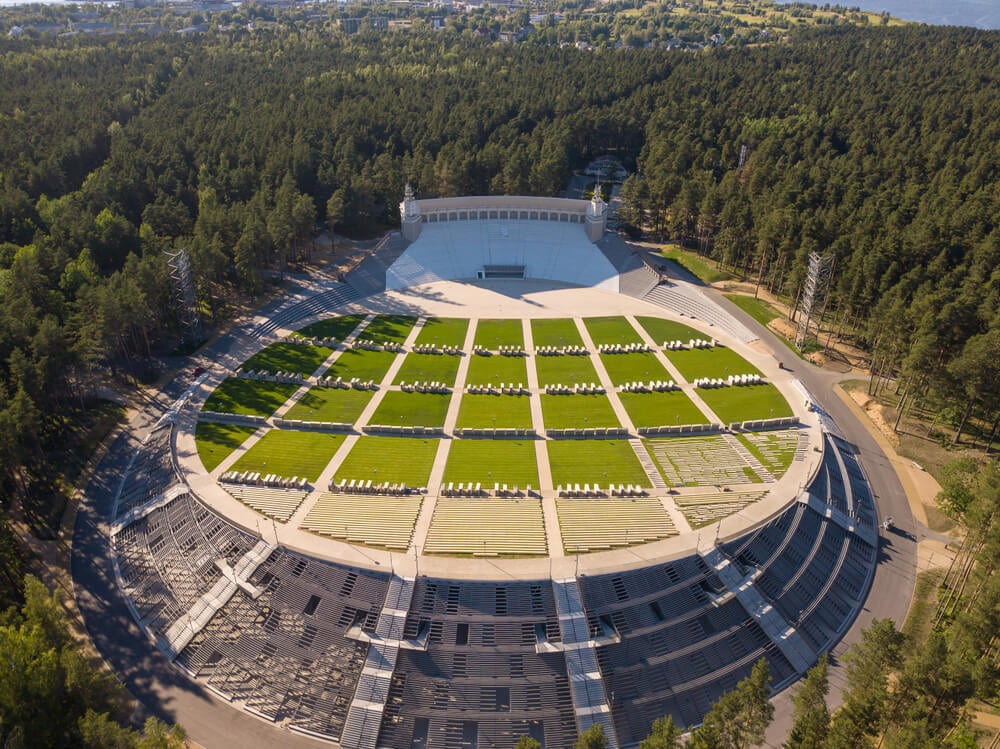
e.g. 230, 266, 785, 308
165, 249, 203, 347
795, 251, 835, 349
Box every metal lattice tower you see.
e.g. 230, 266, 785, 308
795, 252, 836, 349
165, 249, 202, 346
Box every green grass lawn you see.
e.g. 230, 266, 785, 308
203, 378, 300, 417
443, 439, 539, 488
547, 440, 651, 488
618, 391, 709, 427
600, 353, 671, 384
583, 316, 643, 345
659, 246, 733, 283
362, 314, 417, 344
196, 422, 257, 472
415, 317, 469, 348
473, 319, 524, 349
723, 294, 781, 327
664, 346, 762, 381
295, 314, 367, 341
735, 430, 799, 476
323, 348, 398, 383
241, 341, 334, 375
368, 391, 452, 427
531, 318, 584, 348
333, 436, 438, 487
455, 394, 533, 429
534, 355, 599, 386
541, 394, 621, 429
466, 354, 528, 386
284, 387, 375, 423
635, 316, 702, 346
393, 353, 462, 386
697, 383, 793, 424
231, 429, 345, 481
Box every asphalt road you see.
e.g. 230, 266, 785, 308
711, 290, 922, 746
71, 274, 923, 749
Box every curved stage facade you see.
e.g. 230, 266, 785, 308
104, 199, 880, 748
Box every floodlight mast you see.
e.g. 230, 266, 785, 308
795, 251, 836, 350
165, 248, 203, 347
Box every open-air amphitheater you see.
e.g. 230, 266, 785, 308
103, 191, 885, 749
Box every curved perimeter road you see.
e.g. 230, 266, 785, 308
72, 271, 923, 749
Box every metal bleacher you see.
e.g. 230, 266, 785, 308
250, 282, 360, 339
176, 546, 390, 738
115, 425, 180, 517
376, 578, 579, 749
577, 557, 798, 745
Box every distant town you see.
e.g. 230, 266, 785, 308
3, 0, 898, 48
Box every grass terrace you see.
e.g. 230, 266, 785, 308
456, 394, 533, 429
583, 316, 643, 346
635, 316, 702, 345
659, 246, 732, 284
541, 394, 621, 429
698, 383, 793, 424
368, 391, 451, 427
465, 353, 528, 386
333, 436, 438, 487
723, 294, 781, 328
534, 355, 599, 386
414, 317, 469, 348
664, 346, 762, 381
241, 341, 334, 376
599, 352, 671, 384
196, 422, 257, 472
547, 440, 651, 488
202, 378, 299, 418
735, 429, 801, 477
618, 391, 709, 428
230, 429, 345, 481
362, 314, 417, 344
531, 318, 584, 348
284, 387, 375, 423
473, 318, 524, 349
443, 439, 539, 488
393, 352, 462, 386
295, 314, 367, 341
323, 348, 398, 383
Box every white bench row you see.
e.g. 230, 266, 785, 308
411, 343, 462, 355
287, 335, 338, 347
441, 482, 527, 497
557, 484, 607, 498
220, 471, 309, 489
694, 374, 762, 388
666, 338, 717, 349
440, 482, 484, 497
611, 484, 648, 497
536, 345, 588, 356
330, 478, 419, 495
618, 380, 677, 393
598, 343, 652, 354
235, 369, 306, 384
400, 381, 450, 394
349, 378, 378, 390
465, 383, 527, 395
544, 382, 605, 395
497, 345, 526, 356
316, 375, 349, 388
